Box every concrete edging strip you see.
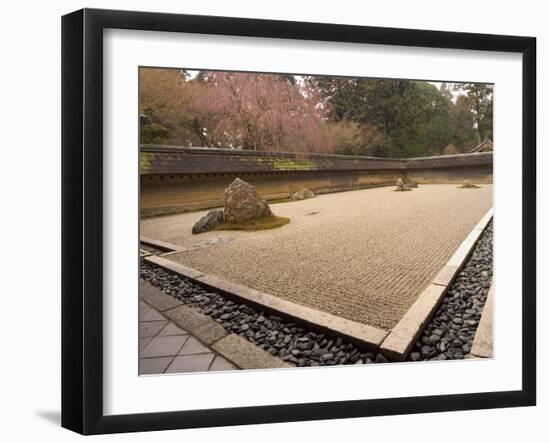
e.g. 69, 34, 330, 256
212, 334, 292, 369
140, 249, 152, 258
162, 304, 228, 346
140, 281, 183, 312
380, 207, 494, 361
140, 236, 183, 253
196, 273, 388, 350
144, 255, 206, 279
470, 283, 494, 358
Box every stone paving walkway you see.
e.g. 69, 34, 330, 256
142, 184, 493, 330
139, 299, 237, 374
139, 280, 290, 374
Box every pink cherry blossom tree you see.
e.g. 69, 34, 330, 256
191, 72, 333, 153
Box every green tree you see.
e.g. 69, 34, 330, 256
452, 83, 493, 142
450, 95, 479, 151
387, 82, 453, 157
306, 76, 365, 121
325, 121, 387, 156
310, 77, 456, 157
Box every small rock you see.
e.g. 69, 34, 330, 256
395, 177, 409, 191
459, 180, 478, 189
428, 334, 441, 344
421, 345, 435, 357
291, 188, 315, 201
192, 209, 224, 234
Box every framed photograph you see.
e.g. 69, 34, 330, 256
61, 8, 536, 435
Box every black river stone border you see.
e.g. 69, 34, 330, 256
408, 221, 493, 361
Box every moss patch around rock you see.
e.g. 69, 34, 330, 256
216, 215, 290, 232
458, 184, 481, 189
269, 197, 294, 204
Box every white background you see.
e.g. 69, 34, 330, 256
104, 30, 522, 415
0, 0, 547, 441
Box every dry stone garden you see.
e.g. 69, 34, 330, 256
141, 217, 492, 364
141, 183, 493, 365
145, 185, 492, 330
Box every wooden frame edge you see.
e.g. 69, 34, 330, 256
61, 8, 537, 435
61, 9, 85, 434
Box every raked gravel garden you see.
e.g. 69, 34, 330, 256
140, 221, 493, 366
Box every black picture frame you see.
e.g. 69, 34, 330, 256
61, 8, 536, 435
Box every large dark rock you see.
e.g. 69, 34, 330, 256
224, 178, 272, 223
192, 209, 224, 234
